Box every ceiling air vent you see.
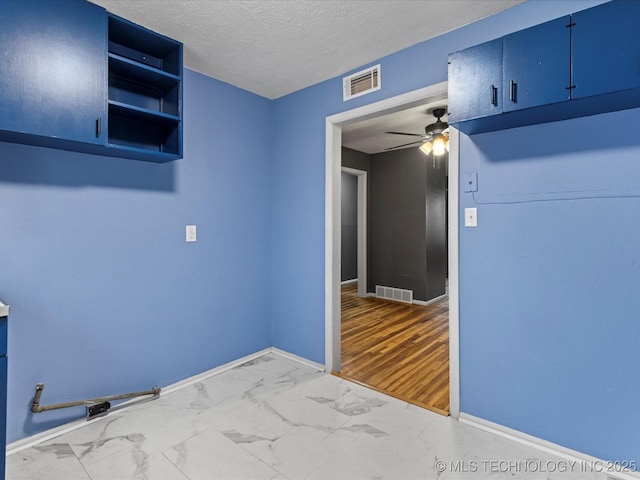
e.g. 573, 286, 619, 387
343, 65, 381, 101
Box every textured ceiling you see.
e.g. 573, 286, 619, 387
91, 0, 524, 99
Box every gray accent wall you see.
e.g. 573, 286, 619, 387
341, 145, 446, 302
369, 147, 447, 302
342, 146, 371, 172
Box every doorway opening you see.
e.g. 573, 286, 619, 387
341, 167, 367, 298
325, 82, 460, 417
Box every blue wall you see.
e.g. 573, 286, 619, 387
0, 69, 273, 442
270, 0, 636, 464
459, 109, 640, 462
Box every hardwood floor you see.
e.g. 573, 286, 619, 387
336, 284, 450, 415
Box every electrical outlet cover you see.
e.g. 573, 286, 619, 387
464, 171, 478, 192
186, 225, 197, 242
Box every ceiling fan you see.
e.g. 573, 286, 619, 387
385, 107, 449, 155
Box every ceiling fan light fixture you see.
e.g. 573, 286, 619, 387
420, 142, 432, 155
386, 106, 449, 154
432, 135, 447, 156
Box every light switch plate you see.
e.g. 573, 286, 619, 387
464, 208, 478, 227
186, 225, 197, 242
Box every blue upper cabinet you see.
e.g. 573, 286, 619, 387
0, 0, 182, 162
572, 0, 640, 100
502, 16, 571, 112
448, 1, 640, 136
448, 39, 502, 125
448, 16, 571, 134
0, 0, 107, 145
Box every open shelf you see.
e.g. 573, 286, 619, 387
107, 14, 182, 160
106, 142, 181, 162
108, 112, 180, 155
108, 16, 181, 76
109, 101, 179, 123
108, 72, 180, 116
109, 54, 179, 88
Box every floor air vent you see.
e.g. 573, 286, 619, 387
343, 65, 381, 101
375, 285, 413, 304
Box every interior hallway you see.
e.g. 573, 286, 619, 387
337, 284, 449, 415
7, 352, 610, 480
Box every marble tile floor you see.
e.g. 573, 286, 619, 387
7, 353, 612, 480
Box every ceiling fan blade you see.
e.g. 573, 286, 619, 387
385, 131, 425, 137
384, 140, 425, 151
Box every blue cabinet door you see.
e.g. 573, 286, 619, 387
0, 0, 107, 144
502, 16, 571, 112
572, 0, 640, 100
448, 38, 503, 124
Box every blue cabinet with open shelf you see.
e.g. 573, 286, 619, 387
0, 0, 182, 163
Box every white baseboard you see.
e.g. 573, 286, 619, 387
6, 347, 318, 456
413, 293, 447, 307
340, 278, 358, 286
460, 413, 640, 480
270, 347, 325, 372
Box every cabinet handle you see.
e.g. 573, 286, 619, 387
491, 85, 498, 107
509, 80, 517, 103
96, 118, 101, 138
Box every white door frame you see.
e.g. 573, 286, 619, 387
341, 167, 367, 297
325, 82, 461, 417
